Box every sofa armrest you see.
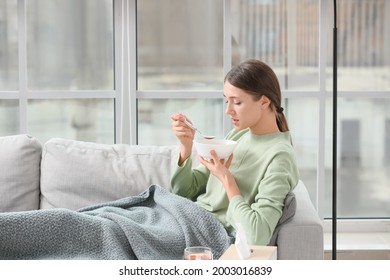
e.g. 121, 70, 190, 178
276, 180, 324, 259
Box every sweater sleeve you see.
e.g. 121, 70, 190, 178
170, 153, 210, 200
226, 151, 299, 245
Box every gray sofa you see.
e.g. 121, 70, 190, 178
0, 134, 323, 259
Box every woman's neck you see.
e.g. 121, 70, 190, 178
250, 113, 280, 135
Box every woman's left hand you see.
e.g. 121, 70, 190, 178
198, 150, 240, 199
198, 150, 232, 178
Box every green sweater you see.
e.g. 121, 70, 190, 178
171, 128, 299, 245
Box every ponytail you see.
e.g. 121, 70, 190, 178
276, 110, 289, 132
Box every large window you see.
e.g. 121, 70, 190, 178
325, 0, 390, 218
0, 0, 389, 224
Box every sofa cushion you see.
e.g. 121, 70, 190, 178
40, 138, 179, 210
268, 191, 296, 246
0, 134, 42, 212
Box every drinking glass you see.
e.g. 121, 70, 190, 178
184, 246, 213, 260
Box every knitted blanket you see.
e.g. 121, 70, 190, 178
0, 185, 234, 260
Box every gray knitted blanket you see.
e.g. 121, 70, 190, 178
0, 185, 234, 260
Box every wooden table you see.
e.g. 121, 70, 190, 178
219, 245, 277, 260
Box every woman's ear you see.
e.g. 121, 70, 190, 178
260, 95, 271, 108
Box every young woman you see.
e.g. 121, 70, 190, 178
170, 59, 299, 245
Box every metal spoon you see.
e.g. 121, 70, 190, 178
183, 119, 215, 139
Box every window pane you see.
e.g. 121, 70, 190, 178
137, 99, 224, 145
26, 0, 114, 90
28, 99, 114, 144
324, 98, 390, 218
0, 100, 19, 135
0, 0, 18, 90
137, 0, 224, 90
327, 0, 390, 91
231, 0, 319, 91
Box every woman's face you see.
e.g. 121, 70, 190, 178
224, 81, 270, 132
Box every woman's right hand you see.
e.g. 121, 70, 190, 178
171, 113, 195, 165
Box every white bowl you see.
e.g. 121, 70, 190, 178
193, 139, 237, 159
